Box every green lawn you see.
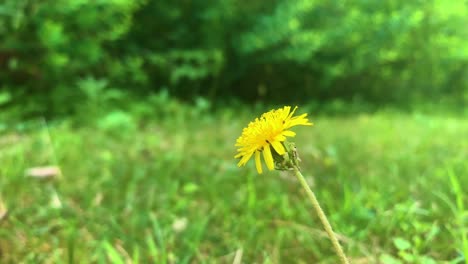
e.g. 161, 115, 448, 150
1, 108, 467, 263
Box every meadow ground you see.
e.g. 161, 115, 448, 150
0, 106, 467, 263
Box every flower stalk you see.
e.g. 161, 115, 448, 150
234, 106, 349, 262
292, 166, 349, 264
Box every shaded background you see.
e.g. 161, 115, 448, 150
0, 0, 467, 118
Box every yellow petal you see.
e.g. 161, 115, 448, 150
234, 105, 312, 172
255, 151, 263, 174
270, 140, 285, 155
288, 114, 312, 127
287, 106, 298, 119
276, 134, 286, 141
280, 106, 291, 120
283, 130, 296, 137
237, 150, 254, 167
263, 144, 275, 170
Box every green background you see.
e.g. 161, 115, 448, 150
0, 1, 467, 263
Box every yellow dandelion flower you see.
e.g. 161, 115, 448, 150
235, 106, 312, 174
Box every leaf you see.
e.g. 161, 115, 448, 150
393, 237, 412, 251
418, 256, 437, 264
380, 254, 403, 264
182, 183, 199, 194
0, 91, 11, 105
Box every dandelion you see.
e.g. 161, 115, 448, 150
234, 106, 349, 264
235, 106, 312, 174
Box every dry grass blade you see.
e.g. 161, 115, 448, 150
0, 198, 7, 221
25, 166, 61, 180
232, 248, 243, 264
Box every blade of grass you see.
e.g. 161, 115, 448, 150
149, 213, 167, 263
447, 167, 468, 264
102, 241, 125, 264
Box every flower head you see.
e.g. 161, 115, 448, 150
235, 106, 312, 174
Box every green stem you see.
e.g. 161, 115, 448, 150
293, 166, 349, 264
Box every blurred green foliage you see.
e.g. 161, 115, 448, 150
0, 0, 467, 117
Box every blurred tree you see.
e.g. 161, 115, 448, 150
0, 0, 141, 116
233, 0, 468, 103
0, 0, 467, 117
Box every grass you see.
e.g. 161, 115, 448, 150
0, 104, 467, 263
